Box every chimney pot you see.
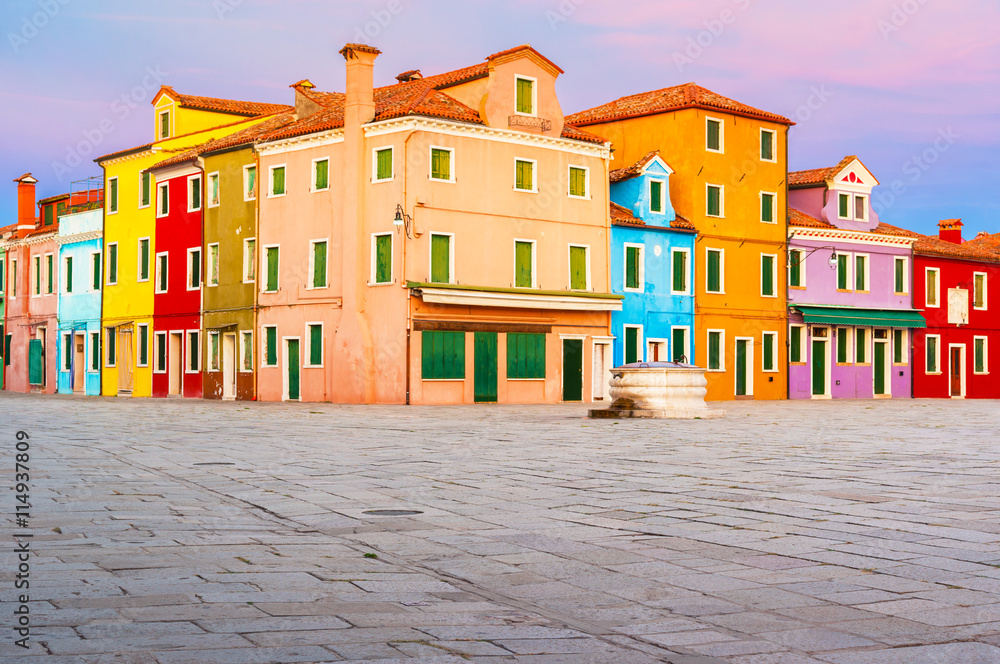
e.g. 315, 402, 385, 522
938, 218, 964, 244
14, 172, 38, 238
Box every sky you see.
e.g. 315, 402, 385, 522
1, 0, 997, 236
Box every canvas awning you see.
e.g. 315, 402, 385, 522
408, 282, 623, 312
793, 305, 926, 328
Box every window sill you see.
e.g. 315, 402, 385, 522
706, 213, 725, 219
508, 378, 545, 382
513, 188, 538, 194
706, 148, 724, 155
789, 286, 806, 290
706, 369, 726, 373
422, 378, 465, 382
372, 178, 393, 185
706, 290, 726, 295
926, 371, 942, 375
368, 281, 396, 287
568, 194, 590, 201
760, 220, 777, 225
429, 178, 455, 184
790, 362, 807, 366
311, 187, 330, 194
267, 193, 286, 199
973, 371, 990, 376
304, 364, 324, 369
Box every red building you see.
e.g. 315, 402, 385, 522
147, 160, 204, 398
912, 220, 1000, 399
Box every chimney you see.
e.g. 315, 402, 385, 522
395, 69, 422, 83
14, 173, 38, 238
339, 43, 381, 128
938, 219, 963, 244
290, 79, 322, 120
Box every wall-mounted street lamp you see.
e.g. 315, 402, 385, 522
788, 245, 839, 270
393, 203, 421, 239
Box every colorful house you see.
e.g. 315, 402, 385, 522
786, 157, 925, 399
566, 84, 793, 401
0, 224, 12, 387
95, 87, 291, 397
911, 220, 1000, 398
55, 179, 105, 395
607, 151, 697, 376
252, 44, 618, 404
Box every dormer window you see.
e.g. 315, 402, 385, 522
854, 195, 866, 221
838, 192, 868, 221
159, 111, 170, 139
515, 76, 535, 115
649, 180, 664, 214
838, 193, 850, 219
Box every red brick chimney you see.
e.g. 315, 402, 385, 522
14, 172, 38, 238
938, 219, 963, 244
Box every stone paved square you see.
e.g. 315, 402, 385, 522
2, 393, 1000, 663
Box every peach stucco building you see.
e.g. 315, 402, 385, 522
254, 44, 620, 404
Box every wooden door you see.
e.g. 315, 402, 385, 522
812, 339, 825, 396
118, 328, 134, 393
473, 332, 498, 403
562, 339, 583, 402
73, 335, 85, 392
874, 341, 887, 395
950, 347, 962, 397
287, 339, 300, 401
168, 332, 182, 395
28, 339, 42, 385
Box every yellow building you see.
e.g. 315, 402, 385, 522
567, 84, 793, 400
96, 88, 290, 396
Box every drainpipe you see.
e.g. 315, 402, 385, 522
252, 145, 261, 401
402, 129, 416, 406
783, 126, 790, 401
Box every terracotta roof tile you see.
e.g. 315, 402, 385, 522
788, 156, 857, 188
147, 112, 297, 170
566, 82, 793, 127
487, 44, 564, 74
95, 143, 154, 163
160, 85, 292, 117
966, 232, 1000, 255
914, 233, 1000, 263
610, 150, 661, 183
610, 202, 694, 231
873, 221, 921, 239
419, 63, 489, 89
788, 207, 835, 229
670, 214, 695, 231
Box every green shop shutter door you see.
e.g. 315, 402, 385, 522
856, 329, 866, 363
431, 235, 450, 283
837, 330, 847, 363
570, 246, 586, 289
515, 241, 532, 288
893, 330, 903, 363
313, 242, 326, 288
266, 247, 279, 291
422, 331, 464, 379
310, 325, 322, 365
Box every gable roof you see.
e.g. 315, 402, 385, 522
565, 82, 793, 127
154, 86, 292, 117
789, 156, 864, 188
610, 201, 694, 231
914, 233, 1000, 263
609, 150, 671, 183
966, 232, 1000, 255
788, 208, 921, 241
147, 111, 298, 171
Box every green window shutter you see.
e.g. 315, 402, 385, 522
856, 329, 866, 363
708, 332, 721, 370
975, 339, 985, 373
761, 193, 774, 222
570, 246, 587, 290
764, 334, 774, 371
265, 328, 277, 366
210, 174, 219, 204
108, 330, 116, 366
110, 178, 118, 213
272, 167, 285, 195
761, 131, 773, 160
855, 256, 865, 291
46, 255, 53, 293
839, 194, 849, 218
108, 245, 117, 284
894, 330, 904, 364
140, 240, 149, 280
310, 325, 323, 365
837, 255, 848, 290
157, 256, 167, 292
515, 241, 533, 288
66, 257, 73, 293
672, 251, 686, 292
315, 159, 329, 190
707, 250, 721, 292
926, 337, 937, 373
789, 251, 801, 287
191, 251, 201, 288
209, 332, 219, 370
160, 112, 169, 138
761, 255, 774, 296
672, 328, 686, 363
625, 328, 639, 364
431, 149, 450, 180
247, 167, 256, 198
209, 245, 219, 285
707, 186, 721, 216
139, 326, 148, 366
422, 331, 465, 379
312, 242, 327, 288
894, 259, 904, 293
375, 235, 392, 283
189, 334, 199, 372
516, 78, 533, 114
266, 247, 279, 291
44, 205, 53, 225
790, 328, 801, 363
569, 167, 586, 197
91, 334, 100, 371
625, 247, 640, 289
0, 259, 4, 292
974, 276, 985, 308
837, 329, 848, 363
650, 181, 663, 212
34, 257, 40, 294
93, 253, 101, 290
507, 333, 546, 379
431, 235, 451, 283
243, 333, 253, 370
191, 178, 201, 209
706, 120, 720, 150
141, 172, 150, 206
515, 160, 533, 190
160, 186, 169, 216
376, 149, 392, 180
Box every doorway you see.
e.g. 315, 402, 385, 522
873, 335, 889, 397
474, 332, 498, 403
168, 332, 182, 396
285, 338, 300, 401
118, 327, 134, 394
949, 345, 965, 398
562, 338, 583, 402
73, 333, 85, 393
28, 338, 43, 386
810, 327, 829, 398
592, 342, 611, 401
222, 333, 236, 400
735, 337, 753, 397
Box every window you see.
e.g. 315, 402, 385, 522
313, 158, 329, 192
925, 268, 940, 307
514, 240, 534, 288
244, 165, 257, 201
188, 248, 202, 290
974, 337, 988, 374
926, 335, 940, 373
760, 128, 775, 161
155, 252, 168, 293
138, 238, 150, 282
649, 180, 664, 213
836, 253, 850, 291
91, 253, 100, 291
569, 245, 588, 290
310, 240, 328, 289
760, 192, 775, 223
707, 330, 724, 371
706, 184, 724, 217
89, 332, 100, 372
10, 259, 15, 298
624, 326, 643, 364
430, 147, 453, 182
569, 166, 588, 198
422, 331, 465, 379
208, 172, 220, 207
33, 256, 40, 295
837, 328, 850, 364
789, 249, 804, 288
154, 332, 167, 373
761, 254, 776, 297
3, 332, 9, 367
140, 172, 151, 208
762, 332, 777, 372
789, 325, 805, 363
187, 331, 200, 373
209, 330, 220, 372
507, 333, 545, 379
430, 234, 452, 284
855, 254, 869, 292
706, 248, 724, 293
838, 193, 850, 219
264, 246, 279, 292
973, 273, 987, 309
159, 110, 170, 139
108, 177, 119, 214
893, 329, 906, 364
263, 326, 277, 367
64, 256, 73, 294
62, 333, 72, 371
188, 175, 202, 212
624, 244, 643, 291
894, 257, 908, 294
671, 248, 689, 294
269, 165, 286, 197
240, 331, 253, 372
856, 328, 868, 364
372, 233, 393, 284
137, 324, 149, 367
45, 254, 54, 294
706, 117, 723, 152
671, 327, 689, 363
0, 258, 4, 294
243, 238, 256, 283
374, 148, 393, 182
854, 195, 866, 221
105, 327, 116, 367
157, 182, 169, 217
106, 244, 118, 286
515, 76, 535, 114
44, 204, 54, 226
207, 243, 219, 286
515, 159, 535, 192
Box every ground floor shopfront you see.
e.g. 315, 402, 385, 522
202, 308, 256, 401
912, 327, 998, 399
696, 308, 788, 401
56, 320, 102, 395
4, 313, 59, 394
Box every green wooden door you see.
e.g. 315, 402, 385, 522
735, 339, 748, 396
562, 339, 583, 402
28, 339, 43, 385
474, 332, 498, 403
287, 339, 300, 401
812, 339, 825, 396
874, 341, 886, 395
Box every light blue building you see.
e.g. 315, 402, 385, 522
56, 205, 103, 395
609, 151, 696, 366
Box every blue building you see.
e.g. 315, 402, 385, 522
608, 151, 696, 366
56, 206, 103, 395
